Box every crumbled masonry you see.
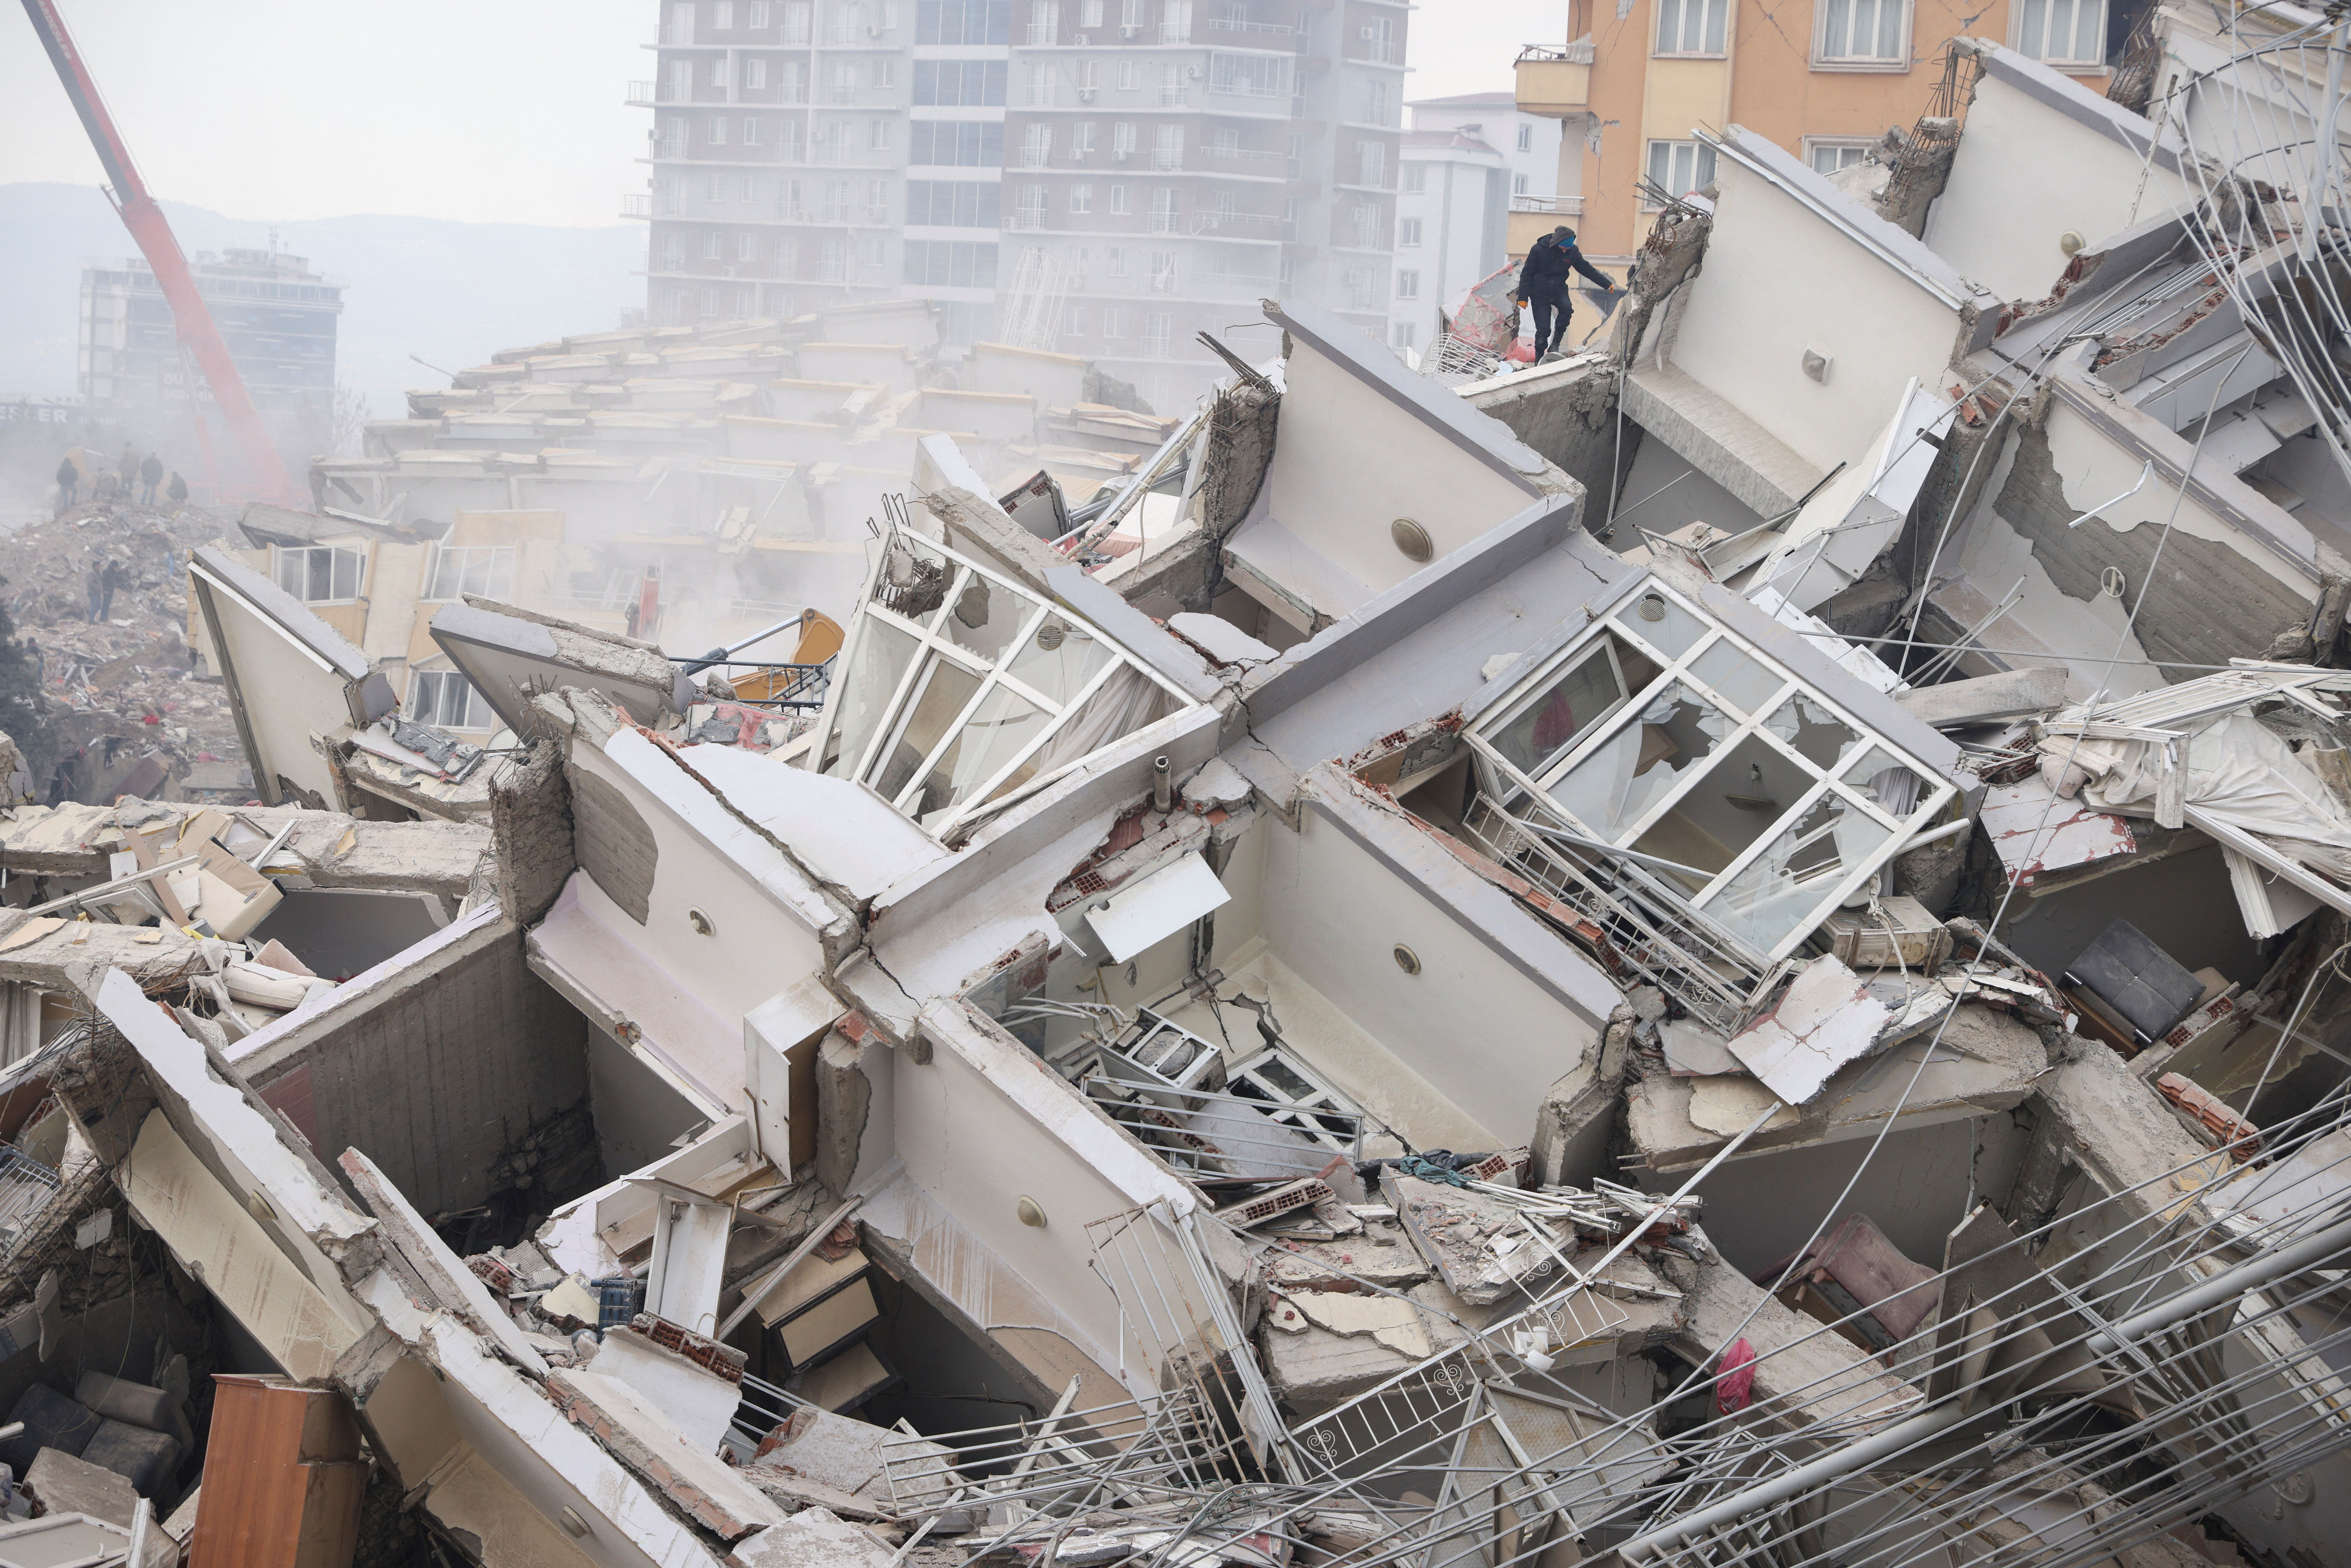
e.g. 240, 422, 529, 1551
0, 15, 2347, 1565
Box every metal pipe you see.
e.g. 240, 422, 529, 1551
1152, 755, 1173, 813
1620, 1207, 2351, 1560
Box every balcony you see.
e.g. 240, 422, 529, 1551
1514, 41, 1594, 117
1505, 194, 1585, 254
625, 80, 660, 106
1201, 144, 1285, 169
656, 138, 692, 160
620, 194, 654, 219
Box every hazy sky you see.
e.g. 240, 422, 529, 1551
0, 0, 1567, 229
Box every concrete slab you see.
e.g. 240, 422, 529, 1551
1895, 666, 2071, 729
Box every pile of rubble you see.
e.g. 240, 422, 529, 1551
0, 497, 247, 805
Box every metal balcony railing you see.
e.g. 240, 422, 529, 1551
1509, 193, 1585, 215
1518, 39, 1596, 63
620, 194, 653, 218
625, 80, 659, 104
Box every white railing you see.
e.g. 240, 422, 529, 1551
1201, 144, 1283, 165
1517, 39, 1595, 63
626, 80, 659, 103
620, 194, 654, 218
1508, 194, 1585, 215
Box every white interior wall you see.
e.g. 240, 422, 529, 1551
1665, 166, 1961, 477
1925, 75, 2197, 302
1264, 343, 1537, 594
1249, 808, 1597, 1151
205, 589, 352, 808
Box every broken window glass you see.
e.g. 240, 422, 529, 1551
827, 616, 919, 774
1704, 789, 1894, 952
1005, 615, 1117, 704
818, 527, 1198, 836
1487, 643, 1629, 778
939, 571, 1030, 663
907, 683, 1048, 825
1630, 730, 1819, 886
872, 657, 985, 803
1841, 743, 1928, 819
1766, 695, 1863, 770
1549, 681, 1731, 840
1688, 637, 1786, 718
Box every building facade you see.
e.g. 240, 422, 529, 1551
633, 0, 1403, 410
1514, 0, 2140, 265
77, 249, 342, 415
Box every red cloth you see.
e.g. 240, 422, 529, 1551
1716, 1337, 1756, 1415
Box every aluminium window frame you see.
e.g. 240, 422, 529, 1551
1652, 0, 1729, 58
1465, 577, 1952, 962
807, 529, 1196, 839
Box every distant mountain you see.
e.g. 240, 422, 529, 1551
0, 183, 646, 423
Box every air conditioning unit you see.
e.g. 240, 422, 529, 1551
1074, 31, 1090, 43
867, 24, 882, 34
1184, 64, 1199, 77
1076, 85, 1096, 99
1119, 22, 1142, 35
1114, 149, 1129, 160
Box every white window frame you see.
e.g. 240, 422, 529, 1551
1804, 137, 1876, 176
1812, 0, 1911, 68
421, 544, 517, 604
1653, 0, 1728, 56
1397, 216, 1422, 247
1643, 139, 1718, 207
1465, 578, 1953, 962
2014, 0, 2107, 68
1516, 122, 1533, 152
813, 529, 1195, 837
1395, 268, 1418, 299
409, 669, 492, 733
272, 545, 365, 605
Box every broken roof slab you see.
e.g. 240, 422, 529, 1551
431, 600, 692, 735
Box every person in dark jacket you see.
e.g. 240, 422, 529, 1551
53, 457, 77, 516
101, 559, 127, 621
138, 452, 162, 505
1513, 226, 1616, 360
166, 471, 188, 507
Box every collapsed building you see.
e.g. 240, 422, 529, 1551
0, 7, 2345, 1565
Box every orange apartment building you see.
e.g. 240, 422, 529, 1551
1514, 0, 2136, 265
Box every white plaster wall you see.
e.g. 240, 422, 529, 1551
890, 1011, 1194, 1400
1264, 342, 1538, 595
571, 734, 837, 1031
1255, 808, 1597, 1149
1924, 75, 2198, 303
1665, 165, 1961, 477
206, 594, 351, 808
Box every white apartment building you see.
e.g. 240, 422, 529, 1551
1387, 93, 1561, 356
631, 0, 1404, 413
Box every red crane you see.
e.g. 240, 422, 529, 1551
21, 0, 299, 503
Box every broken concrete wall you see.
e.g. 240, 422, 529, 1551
1977, 411, 2315, 678
230, 916, 595, 1225
491, 736, 577, 927
1461, 360, 1626, 524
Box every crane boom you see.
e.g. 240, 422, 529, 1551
21, 0, 297, 502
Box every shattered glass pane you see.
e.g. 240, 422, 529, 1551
1841, 745, 1929, 818
1766, 695, 1862, 771
1613, 590, 1706, 660
1549, 681, 1730, 840
1488, 644, 1627, 778
825, 616, 919, 776
1703, 790, 1895, 953
940, 572, 1029, 663
1688, 638, 1785, 718
873, 657, 984, 802
1005, 615, 1118, 707
909, 682, 1048, 825
1630, 731, 1819, 887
